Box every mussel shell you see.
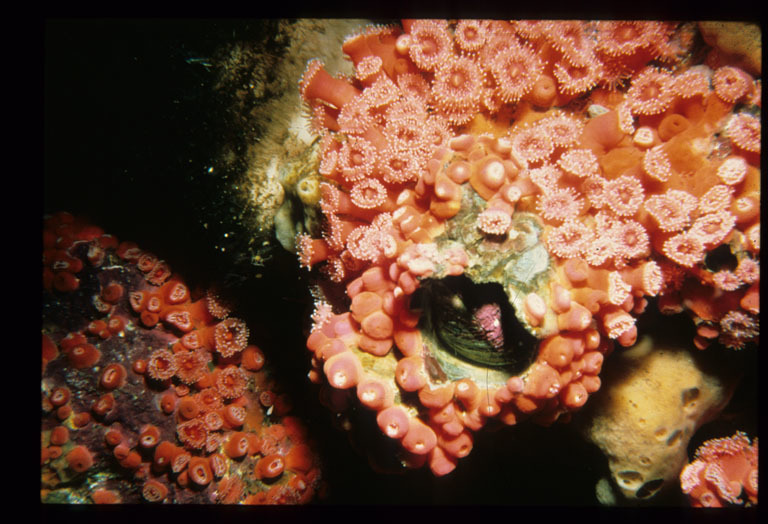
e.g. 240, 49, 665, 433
419, 276, 538, 371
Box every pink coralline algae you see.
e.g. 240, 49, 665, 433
295, 19, 759, 478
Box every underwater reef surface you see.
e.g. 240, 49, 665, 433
43, 19, 758, 507
42, 214, 324, 504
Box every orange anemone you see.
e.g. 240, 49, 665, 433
160, 392, 177, 414
142, 479, 168, 502
104, 428, 123, 447
49, 387, 70, 407
66, 445, 94, 473
188, 457, 213, 486
42, 334, 59, 363
67, 343, 101, 369
100, 363, 127, 390
92, 393, 115, 417
91, 489, 121, 504
50, 426, 69, 446
241, 345, 265, 371
132, 358, 147, 374
139, 425, 161, 448
119, 450, 142, 470
153, 441, 177, 472
72, 412, 91, 428
56, 404, 72, 420
177, 396, 200, 419
101, 282, 125, 304
113, 443, 130, 461
255, 453, 285, 479
225, 432, 249, 459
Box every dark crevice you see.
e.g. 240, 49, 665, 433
636, 478, 665, 499
412, 275, 538, 374
704, 243, 738, 272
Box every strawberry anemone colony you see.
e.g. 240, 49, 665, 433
296, 20, 760, 476
680, 431, 758, 507
42, 213, 323, 504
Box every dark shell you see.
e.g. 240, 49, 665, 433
414, 275, 538, 373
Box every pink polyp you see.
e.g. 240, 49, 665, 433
402, 417, 437, 455
428, 445, 457, 476
376, 406, 410, 439
300, 60, 361, 108
323, 352, 361, 389
524, 293, 547, 325
357, 378, 391, 410
395, 356, 427, 391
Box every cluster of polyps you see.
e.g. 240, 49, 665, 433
295, 19, 759, 477
42, 212, 323, 504
680, 432, 758, 507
